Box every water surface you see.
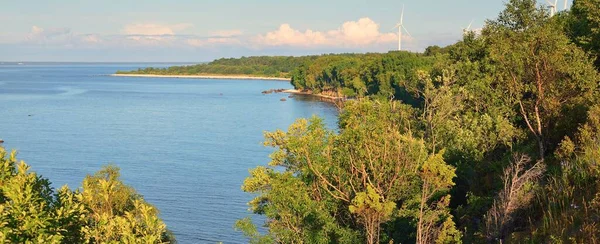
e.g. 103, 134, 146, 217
0, 63, 338, 243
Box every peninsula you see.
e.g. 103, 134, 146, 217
111, 73, 291, 81
115, 55, 318, 79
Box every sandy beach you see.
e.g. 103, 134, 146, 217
111, 73, 291, 81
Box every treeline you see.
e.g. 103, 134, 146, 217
0, 147, 174, 243
116, 56, 321, 78
290, 51, 438, 99
237, 0, 600, 243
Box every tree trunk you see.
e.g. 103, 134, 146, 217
417, 183, 428, 244
537, 137, 545, 162
365, 215, 377, 244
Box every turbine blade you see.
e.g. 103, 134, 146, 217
467, 19, 474, 30
401, 4, 405, 25
390, 23, 401, 31
402, 25, 412, 37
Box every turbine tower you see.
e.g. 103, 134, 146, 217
563, 0, 568, 10
547, 0, 558, 16
393, 5, 411, 51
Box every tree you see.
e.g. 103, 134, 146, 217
568, 0, 600, 68
239, 100, 459, 243
486, 0, 599, 161
0, 147, 174, 243
81, 166, 171, 243
415, 152, 461, 244
0, 149, 85, 243
484, 154, 545, 242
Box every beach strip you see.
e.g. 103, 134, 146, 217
111, 73, 291, 81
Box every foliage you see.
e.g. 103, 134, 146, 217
0, 147, 174, 243
485, 0, 598, 161
291, 51, 438, 99
567, 0, 600, 68
116, 56, 320, 78
239, 0, 600, 243
239, 100, 459, 243
81, 166, 171, 243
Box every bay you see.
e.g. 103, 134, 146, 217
0, 63, 338, 243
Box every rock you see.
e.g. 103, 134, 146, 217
280, 98, 287, 101
262, 88, 287, 94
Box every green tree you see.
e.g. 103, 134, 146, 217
239, 100, 459, 243
0, 147, 174, 243
486, 0, 599, 161
568, 0, 600, 68
81, 166, 172, 243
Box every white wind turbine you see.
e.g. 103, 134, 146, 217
392, 5, 411, 51
462, 19, 474, 35
547, 0, 558, 16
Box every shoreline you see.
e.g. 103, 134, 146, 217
110, 73, 291, 81
283, 89, 346, 101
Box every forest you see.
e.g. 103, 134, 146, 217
236, 0, 600, 243
116, 55, 321, 78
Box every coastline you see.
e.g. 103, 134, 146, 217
283, 89, 346, 101
111, 73, 291, 81
112, 74, 345, 101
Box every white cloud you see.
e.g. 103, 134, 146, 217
254, 18, 399, 48
26, 26, 72, 44
255, 24, 328, 47
122, 23, 193, 35
80, 34, 101, 44
210, 29, 243, 37
186, 37, 240, 47
123, 35, 179, 46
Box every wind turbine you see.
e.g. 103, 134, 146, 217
462, 19, 474, 35
392, 5, 411, 51
547, 0, 558, 16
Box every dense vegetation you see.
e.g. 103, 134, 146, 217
116, 56, 321, 78
236, 0, 600, 243
0, 147, 174, 243
289, 52, 437, 99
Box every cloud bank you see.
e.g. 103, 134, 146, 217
25, 26, 73, 45
122, 23, 193, 35
255, 18, 397, 48
0, 16, 453, 62
9, 18, 403, 50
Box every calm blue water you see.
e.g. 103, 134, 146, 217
0, 63, 338, 243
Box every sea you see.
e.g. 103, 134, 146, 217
0, 62, 339, 243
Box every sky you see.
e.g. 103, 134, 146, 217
0, 0, 538, 62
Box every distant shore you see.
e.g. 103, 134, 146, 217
111, 73, 291, 81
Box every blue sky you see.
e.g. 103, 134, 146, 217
0, 0, 559, 62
